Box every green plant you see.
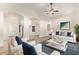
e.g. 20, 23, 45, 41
74, 24, 79, 35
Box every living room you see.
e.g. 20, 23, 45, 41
0, 3, 79, 55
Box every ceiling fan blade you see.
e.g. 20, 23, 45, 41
44, 11, 54, 15
49, 8, 54, 12
52, 13, 54, 14
53, 10, 59, 12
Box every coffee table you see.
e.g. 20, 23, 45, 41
46, 39, 68, 51
42, 42, 61, 55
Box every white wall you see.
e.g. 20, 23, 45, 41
4, 13, 23, 36
0, 11, 4, 41
0, 11, 24, 41
71, 5, 79, 31
24, 16, 31, 40
50, 16, 72, 32
39, 20, 51, 37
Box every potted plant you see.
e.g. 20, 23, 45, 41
74, 24, 79, 42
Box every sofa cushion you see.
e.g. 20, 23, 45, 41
15, 36, 22, 45
67, 32, 71, 37
22, 42, 37, 55
56, 31, 59, 35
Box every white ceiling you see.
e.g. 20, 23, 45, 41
0, 3, 78, 19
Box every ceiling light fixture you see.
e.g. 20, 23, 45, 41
44, 3, 59, 15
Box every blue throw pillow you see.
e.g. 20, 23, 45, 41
22, 42, 37, 55
56, 31, 59, 35
67, 32, 72, 37
15, 36, 22, 45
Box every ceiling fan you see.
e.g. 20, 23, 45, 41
44, 3, 59, 15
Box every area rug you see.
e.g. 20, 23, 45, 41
42, 42, 79, 55
61, 42, 79, 55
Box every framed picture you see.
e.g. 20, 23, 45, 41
60, 22, 70, 30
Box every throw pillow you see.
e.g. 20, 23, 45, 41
22, 42, 37, 55
15, 36, 22, 45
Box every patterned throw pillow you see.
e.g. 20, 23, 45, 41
67, 32, 73, 37
56, 31, 59, 35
